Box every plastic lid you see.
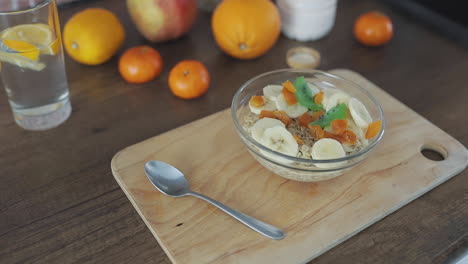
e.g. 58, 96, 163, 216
286, 47, 321, 69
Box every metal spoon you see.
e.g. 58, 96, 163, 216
144, 160, 285, 240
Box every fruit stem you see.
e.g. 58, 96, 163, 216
72, 42, 79, 50
183, 70, 189, 76
239, 43, 247, 50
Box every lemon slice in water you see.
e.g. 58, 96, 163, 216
0, 23, 57, 71
0, 39, 44, 71
2, 39, 40, 60
0, 39, 46, 71
2, 23, 57, 55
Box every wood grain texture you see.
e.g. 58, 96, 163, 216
0, 0, 467, 263
111, 70, 468, 264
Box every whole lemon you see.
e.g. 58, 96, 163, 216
63, 8, 125, 65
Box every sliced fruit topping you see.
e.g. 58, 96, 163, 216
314, 91, 324, 104
365, 120, 382, 139
260, 126, 299, 157
349, 97, 372, 128
249, 96, 264, 107
283, 80, 296, 93
263, 85, 283, 101
298, 112, 314, 127
311, 103, 348, 128
293, 134, 303, 145
347, 118, 368, 144
293, 76, 323, 111
273, 110, 293, 127
251, 117, 285, 142
331, 119, 348, 135
341, 129, 358, 144
308, 124, 325, 140
282, 87, 297, 105
311, 138, 346, 160
259, 110, 276, 119
259, 110, 293, 127
324, 131, 343, 142
249, 95, 276, 114
311, 110, 325, 122
307, 82, 321, 95
321, 128, 357, 145
323, 90, 351, 111
275, 93, 308, 118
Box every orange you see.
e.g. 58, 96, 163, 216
119, 46, 163, 84
212, 0, 281, 59
168, 60, 210, 99
63, 8, 125, 65
354, 11, 393, 47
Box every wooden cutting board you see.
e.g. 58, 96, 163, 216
111, 69, 468, 264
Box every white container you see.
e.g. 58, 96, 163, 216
278, 0, 336, 11
278, 0, 338, 42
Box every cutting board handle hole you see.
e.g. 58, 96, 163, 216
420, 144, 447, 161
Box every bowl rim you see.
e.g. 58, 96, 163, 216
231, 68, 385, 164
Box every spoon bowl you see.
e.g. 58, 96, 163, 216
145, 160, 190, 197
144, 160, 285, 240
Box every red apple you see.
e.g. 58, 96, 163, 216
127, 0, 198, 43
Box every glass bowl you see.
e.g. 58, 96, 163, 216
231, 69, 385, 182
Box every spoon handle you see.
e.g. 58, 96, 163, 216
188, 191, 285, 240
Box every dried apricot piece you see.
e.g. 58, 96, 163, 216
331, 119, 348, 135
259, 110, 275, 119
365, 120, 382, 139
341, 129, 357, 144
249, 96, 264, 107
311, 110, 325, 122
273, 110, 293, 127
324, 131, 344, 143
293, 134, 303, 145
283, 80, 296, 93
282, 87, 297, 105
308, 125, 325, 140
314, 92, 324, 104
298, 112, 314, 127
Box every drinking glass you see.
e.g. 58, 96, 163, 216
0, 0, 71, 130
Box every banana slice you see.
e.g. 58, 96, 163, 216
263, 85, 283, 101
312, 138, 346, 159
307, 82, 321, 95
320, 88, 337, 109
323, 90, 351, 111
275, 94, 308, 118
250, 117, 285, 142
249, 97, 277, 114
349, 97, 372, 128
260, 126, 298, 157
311, 138, 346, 168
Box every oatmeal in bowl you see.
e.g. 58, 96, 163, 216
231, 69, 385, 182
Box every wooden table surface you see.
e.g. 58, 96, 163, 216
1, 0, 467, 263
